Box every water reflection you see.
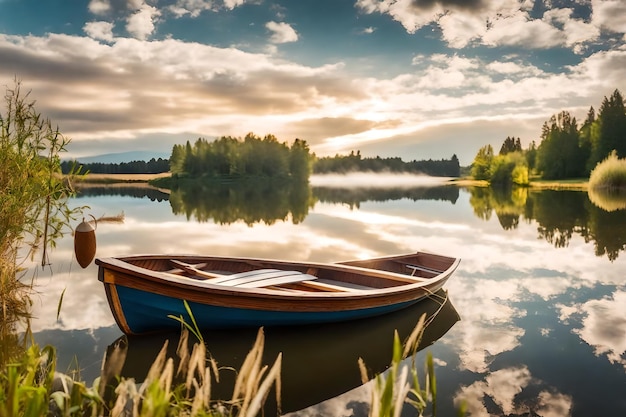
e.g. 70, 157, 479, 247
76, 181, 626, 260
466, 187, 626, 260
23, 180, 626, 416
103, 291, 459, 415
75, 184, 170, 202
587, 187, 626, 212
454, 366, 574, 416
167, 180, 315, 225
77, 181, 458, 224
314, 186, 459, 209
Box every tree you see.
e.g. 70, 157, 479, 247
578, 106, 596, 176
166, 133, 310, 180
535, 111, 586, 179
525, 141, 537, 173
450, 154, 461, 177
588, 89, 626, 170
289, 138, 313, 180
471, 145, 494, 180
499, 136, 522, 155
490, 152, 529, 186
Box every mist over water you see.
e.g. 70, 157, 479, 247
310, 173, 452, 188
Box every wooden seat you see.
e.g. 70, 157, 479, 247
295, 279, 373, 292
168, 260, 317, 288
236, 272, 318, 288
215, 269, 316, 287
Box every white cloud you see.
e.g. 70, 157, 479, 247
266, 21, 299, 44
126, 3, 161, 40
567, 49, 626, 95
455, 366, 573, 416
437, 12, 485, 49
168, 0, 215, 18
380, 0, 444, 34
223, 0, 247, 10
455, 366, 532, 415
536, 391, 573, 417
482, 13, 565, 49
486, 61, 541, 76
545, 8, 601, 49
592, 0, 626, 34
447, 278, 525, 373
88, 0, 111, 15
356, 0, 623, 51
84, 21, 115, 42
573, 291, 626, 369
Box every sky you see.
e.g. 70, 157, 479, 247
1, 0, 625, 165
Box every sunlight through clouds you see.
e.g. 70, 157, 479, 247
1, 0, 624, 163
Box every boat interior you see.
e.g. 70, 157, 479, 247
114, 253, 455, 293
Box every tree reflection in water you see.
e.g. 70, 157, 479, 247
467, 186, 626, 260
168, 179, 316, 225
167, 181, 459, 225
75, 181, 626, 260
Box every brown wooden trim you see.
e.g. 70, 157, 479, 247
105, 279, 133, 335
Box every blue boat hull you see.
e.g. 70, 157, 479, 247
114, 285, 419, 334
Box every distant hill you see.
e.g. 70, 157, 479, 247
65, 151, 169, 164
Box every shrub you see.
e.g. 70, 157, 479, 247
589, 150, 626, 190
490, 152, 529, 186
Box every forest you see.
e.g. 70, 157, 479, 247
61, 157, 169, 175
64, 134, 460, 178
169, 133, 313, 180
313, 151, 460, 177
471, 89, 626, 185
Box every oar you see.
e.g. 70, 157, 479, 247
169, 260, 224, 279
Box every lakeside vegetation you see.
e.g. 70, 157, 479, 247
1, 80, 81, 349
61, 158, 169, 176
314, 151, 460, 177
470, 89, 626, 187
589, 150, 626, 190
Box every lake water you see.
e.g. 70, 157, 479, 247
17, 174, 626, 416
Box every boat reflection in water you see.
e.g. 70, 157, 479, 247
103, 290, 459, 415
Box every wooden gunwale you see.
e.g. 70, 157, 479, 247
116, 253, 457, 284
339, 252, 454, 276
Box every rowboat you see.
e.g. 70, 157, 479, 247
96, 251, 460, 335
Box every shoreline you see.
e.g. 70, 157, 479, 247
72, 173, 589, 190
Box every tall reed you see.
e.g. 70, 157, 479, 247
1, 327, 281, 417
1, 80, 83, 363
0, 80, 79, 318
